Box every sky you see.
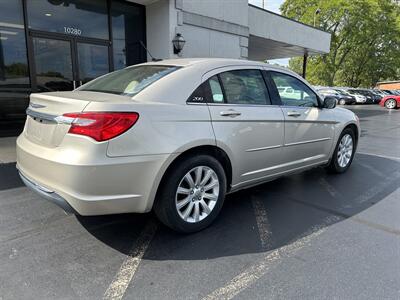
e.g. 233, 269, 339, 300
248, 0, 290, 67
248, 0, 283, 14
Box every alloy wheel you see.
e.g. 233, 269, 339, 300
385, 99, 396, 109
337, 134, 353, 168
175, 166, 220, 223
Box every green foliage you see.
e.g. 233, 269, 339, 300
281, 0, 400, 87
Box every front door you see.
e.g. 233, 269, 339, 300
267, 71, 336, 170
205, 68, 285, 189
30, 33, 110, 92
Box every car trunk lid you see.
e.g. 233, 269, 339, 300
24, 91, 132, 147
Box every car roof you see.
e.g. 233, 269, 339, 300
137, 57, 291, 73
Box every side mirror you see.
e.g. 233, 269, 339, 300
323, 96, 337, 109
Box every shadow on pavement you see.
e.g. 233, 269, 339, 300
0, 163, 24, 191
69, 153, 400, 259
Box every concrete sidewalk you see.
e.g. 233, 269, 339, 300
0, 137, 17, 163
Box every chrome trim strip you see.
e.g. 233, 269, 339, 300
241, 154, 326, 177
26, 108, 57, 122
285, 119, 339, 124
18, 171, 76, 214
29, 102, 46, 109
232, 159, 328, 189
26, 108, 74, 125
245, 145, 282, 152
207, 103, 281, 108
284, 137, 331, 147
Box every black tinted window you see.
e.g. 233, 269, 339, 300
219, 70, 270, 105
188, 82, 207, 103
270, 72, 318, 107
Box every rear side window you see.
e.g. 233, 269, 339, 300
80, 65, 179, 96
218, 70, 271, 105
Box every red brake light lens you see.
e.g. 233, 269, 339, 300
63, 112, 139, 142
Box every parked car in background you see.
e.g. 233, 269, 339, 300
347, 89, 377, 104
16, 58, 360, 233
338, 89, 367, 104
373, 89, 387, 97
379, 94, 400, 109
368, 89, 385, 102
317, 88, 356, 105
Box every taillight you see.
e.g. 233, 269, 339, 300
63, 112, 139, 142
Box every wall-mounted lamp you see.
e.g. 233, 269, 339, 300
172, 33, 186, 54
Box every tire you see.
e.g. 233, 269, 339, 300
385, 99, 397, 109
327, 128, 356, 173
154, 155, 227, 233
339, 99, 346, 105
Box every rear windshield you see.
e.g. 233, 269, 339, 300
79, 65, 179, 96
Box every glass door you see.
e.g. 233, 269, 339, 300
32, 36, 75, 92
30, 33, 110, 92
76, 42, 110, 85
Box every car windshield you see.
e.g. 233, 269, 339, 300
335, 89, 350, 95
79, 65, 180, 96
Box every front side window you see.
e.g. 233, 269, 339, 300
270, 72, 319, 107
79, 65, 179, 96
219, 70, 270, 105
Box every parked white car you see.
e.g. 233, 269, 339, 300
17, 58, 360, 232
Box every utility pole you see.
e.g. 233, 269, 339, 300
314, 8, 321, 27
302, 53, 308, 79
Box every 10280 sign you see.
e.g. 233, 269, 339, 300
64, 27, 82, 36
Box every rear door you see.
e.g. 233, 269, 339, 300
205, 67, 285, 188
267, 70, 336, 170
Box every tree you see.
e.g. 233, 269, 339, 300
281, 0, 400, 87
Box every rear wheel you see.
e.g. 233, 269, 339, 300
339, 99, 346, 105
385, 99, 397, 109
154, 155, 226, 233
327, 128, 356, 173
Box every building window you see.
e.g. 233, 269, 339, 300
0, 0, 29, 84
0, 0, 30, 130
111, 1, 146, 69
27, 0, 109, 40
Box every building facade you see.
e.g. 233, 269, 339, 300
0, 0, 331, 136
376, 81, 400, 90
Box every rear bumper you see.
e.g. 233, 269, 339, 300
18, 170, 77, 214
16, 134, 175, 215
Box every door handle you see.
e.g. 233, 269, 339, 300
287, 111, 301, 117
220, 110, 241, 117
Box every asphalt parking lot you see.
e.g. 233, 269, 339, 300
0, 105, 399, 300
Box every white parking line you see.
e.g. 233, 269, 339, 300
357, 161, 385, 178
251, 197, 271, 249
318, 178, 341, 198
202, 226, 326, 300
103, 220, 157, 300
357, 152, 400, 161
352, 170, 400, 205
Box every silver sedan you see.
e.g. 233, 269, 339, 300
17, 58, 360, 232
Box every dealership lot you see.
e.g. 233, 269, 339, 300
0, 105, 399, 299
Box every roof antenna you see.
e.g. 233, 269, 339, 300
139, 40, 162, 62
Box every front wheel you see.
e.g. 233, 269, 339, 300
339, 99, 346, 105
327, 128, 356, 173
385, 99, 397, 109
154, 155, 227, 233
